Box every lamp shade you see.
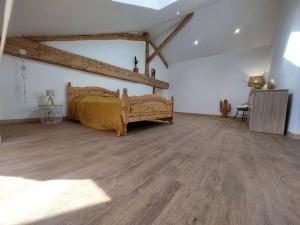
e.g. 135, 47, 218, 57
248, 76, 264, 87
46, 89, 55, 97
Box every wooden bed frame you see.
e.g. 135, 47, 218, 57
67, 82, 174, 135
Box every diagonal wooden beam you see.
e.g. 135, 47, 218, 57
23, 33, 146, 42
148, 13, 194, 63
149, 38, 168, 69
4, 37, 169, 89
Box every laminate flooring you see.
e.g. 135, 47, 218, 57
0, 114, 299, 225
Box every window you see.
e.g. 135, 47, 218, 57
112, 0, 178, 10
284, 32, 300, 67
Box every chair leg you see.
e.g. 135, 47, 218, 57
242, 111, 245, 121
234, 110, 239, 120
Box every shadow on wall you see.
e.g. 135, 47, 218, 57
285, 94, 293, 134
280, 31, 300, 133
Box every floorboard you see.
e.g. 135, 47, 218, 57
0, 114, 299, 225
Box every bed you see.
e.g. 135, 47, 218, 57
67, 82, 174, 136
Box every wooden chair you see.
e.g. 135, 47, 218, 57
234, 104, 249, 121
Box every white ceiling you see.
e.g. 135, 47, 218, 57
153, 0, 280, 63
0, 0, 220, 35
0, 0, 279, 64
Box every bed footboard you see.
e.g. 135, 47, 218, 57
121, 88, 174, 134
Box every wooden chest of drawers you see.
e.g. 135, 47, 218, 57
248, 89, 288, 135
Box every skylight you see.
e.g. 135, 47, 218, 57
112, 0, 178, 10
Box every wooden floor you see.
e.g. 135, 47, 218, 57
0, 114, 300, 225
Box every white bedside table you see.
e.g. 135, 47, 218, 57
39, 105, 63, 124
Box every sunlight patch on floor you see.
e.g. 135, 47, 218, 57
0, 176, 111, 225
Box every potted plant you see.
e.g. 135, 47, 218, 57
133, 56, 139, 73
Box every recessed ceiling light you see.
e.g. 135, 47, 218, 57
194, 40, 199, 46
176, 11, 180, 15
234, 28, 241, 34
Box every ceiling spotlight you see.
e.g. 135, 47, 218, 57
176, 11, 180, 15
194, 40, 199, 46
234, 28, 241, 34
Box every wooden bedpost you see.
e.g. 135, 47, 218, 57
121, 88, 129, 135
171, 96, 175, 124
67, 82, 73, 119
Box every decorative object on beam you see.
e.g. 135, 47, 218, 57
23, 33, 146, 42
133, 56, 139, 73
151, 68, 156, 79
220, 99, 231, 118
148, 13, 194, 63
151, 68, 156, 94
4, 37, 169, 89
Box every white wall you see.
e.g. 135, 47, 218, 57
169, 46, 271, 116
0, 40, 169, 120
270, 0, 300, 135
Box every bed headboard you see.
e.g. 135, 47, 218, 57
67, 82, 120, 119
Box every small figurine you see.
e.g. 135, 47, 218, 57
220, 99, 231, 118
151, 68, 156, 79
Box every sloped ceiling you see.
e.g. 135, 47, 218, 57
151, 0, 280, 64
0, 0, 220, 35
0, 0, 279, 64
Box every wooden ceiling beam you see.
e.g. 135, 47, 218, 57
22, 33, 146, 42
4, 37, 169, 89
148, 13, 194, 63
149, 38, 168, 69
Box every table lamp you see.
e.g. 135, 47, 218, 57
46, 89, 55, 105
248, 76, 264, 88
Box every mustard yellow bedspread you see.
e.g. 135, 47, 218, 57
72, 95, 124, 136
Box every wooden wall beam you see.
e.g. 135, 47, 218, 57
23, 33, 146, 42
4, 37, 169, 89
144, 32, 150, 76
148, 13, 194, 63
149, 38, 168, 69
